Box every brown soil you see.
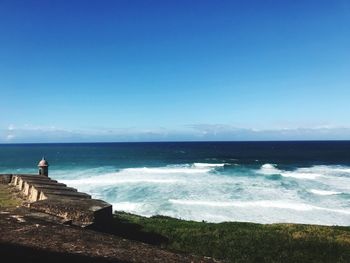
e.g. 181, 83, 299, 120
0, 184, 219, 263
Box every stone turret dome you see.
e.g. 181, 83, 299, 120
38, 157, 49, 167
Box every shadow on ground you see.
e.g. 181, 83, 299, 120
0, 243, 125, 263
92, 216, 168, 246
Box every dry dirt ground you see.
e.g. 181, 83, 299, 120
0, 184, 219, 263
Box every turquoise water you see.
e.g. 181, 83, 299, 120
1, 141, 350, 225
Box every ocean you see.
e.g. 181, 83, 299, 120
1, 141, 349, 226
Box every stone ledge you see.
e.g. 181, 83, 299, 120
39, 190, 91, 200
23, 181, 67, 197
28, 184, 78, 202
28, 183, 77, 192
30, 198, 112, 227
10, 175, 58, 190
2, 173, 113, 228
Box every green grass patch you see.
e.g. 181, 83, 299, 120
0, 184, 22, 208
114, 212, 350, 263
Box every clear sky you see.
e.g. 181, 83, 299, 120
0, 0, 349, 142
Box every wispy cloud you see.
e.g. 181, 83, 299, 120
6, 134, 15, 141
0, 124, 173, 143
186, 124, 350, 140
7, 124, 15, 131
1, 124, 79, 143
1, 123, 350, 143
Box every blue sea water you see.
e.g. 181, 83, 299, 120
1, 141, 350, 226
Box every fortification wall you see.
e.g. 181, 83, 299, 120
0, 173, 112, 227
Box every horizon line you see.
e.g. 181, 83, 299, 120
1, 139, 350, 145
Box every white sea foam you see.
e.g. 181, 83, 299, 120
258, 164, 322, 179
169, 199, 350, 215
121, 166, 213, 174
169, 199, 315, 211
50, 162, 350, 225
258, 163, 281, 175
309, 189, 341, 196
61, 164, 218, 187
281, 165, 350, 180
112, 202, 142, 212
281, 172, 321, 180
300, 165, 350, 177
61, 174, 178, 187
193, 163, 225, 168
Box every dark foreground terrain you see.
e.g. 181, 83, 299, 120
0, 184, 216, 263
1, 184, 350, 262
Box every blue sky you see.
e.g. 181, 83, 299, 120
0, 0, 349, 142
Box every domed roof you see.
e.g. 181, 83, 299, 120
38, 157, 49, 167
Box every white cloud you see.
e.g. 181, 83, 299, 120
21, 124, 63, 132
6, 134, 15, 141
186, 124, 350, 141
7, 124, 15, 131
1, 123, 350, 143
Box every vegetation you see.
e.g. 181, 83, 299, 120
0, 184, 22, 208
114, 212, 350, 263
2, 184, 349, 262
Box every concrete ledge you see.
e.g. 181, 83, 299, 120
29, 184, 77, 192
30, 198, 112, 227
23, 181, 66, 196
11, 174, 52, 180
39, 190, 91, 200
10, 175, 54, 190
19, 179, 62, 192
28, 185, 78, 202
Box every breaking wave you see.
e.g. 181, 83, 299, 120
51, 162, 350, 225
121, 165, 213, 174
59, 164, 223, 187
258, 164, 322, 179
193, 163, 226, 168
169, 199, 350, 215
309, 189, 342, 196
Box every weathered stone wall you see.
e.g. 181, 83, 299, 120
3, 174, 112, 227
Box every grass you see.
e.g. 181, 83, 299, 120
113, 212, 350, 263
1, 184, 349, 262
0, 184, 22, 208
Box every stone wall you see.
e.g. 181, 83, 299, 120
1, 173, 112, 227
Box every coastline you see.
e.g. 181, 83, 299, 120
2, 141, 349, 226
1, 183, 350, 262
